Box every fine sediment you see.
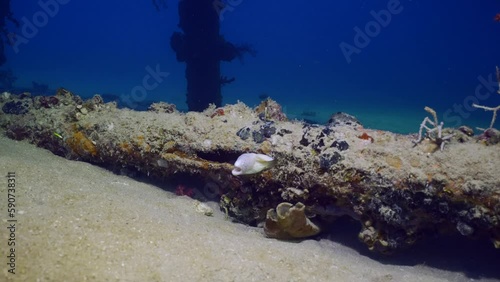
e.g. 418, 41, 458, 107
1, 89, 499, 253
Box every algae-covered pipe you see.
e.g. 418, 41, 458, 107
1, 90, 499, 253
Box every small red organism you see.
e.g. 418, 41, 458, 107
358, 132, 374, 143
175, 184, 195, 197
494, 13, 500, 22
210, 108, 225, 118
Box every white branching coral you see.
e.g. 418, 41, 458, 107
473, 66, 500, 129
413, 106, 454, 151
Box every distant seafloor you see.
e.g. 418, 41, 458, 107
219, 86, 496, 134
277, 100, 492, 134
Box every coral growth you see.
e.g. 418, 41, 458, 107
327, 112, 362, 127
37, 96, 59, 109
473, 66, 500, 129
66, 131, 98, 157
2, 100, 29, 115
264, 202, 320, 239
413, 106, 454, 151
148, 101, 177, 113
5, 124, 30, 140
254, 98, 287, 122
477, 128, 500, 145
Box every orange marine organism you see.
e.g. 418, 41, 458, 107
494, 13, 500, 22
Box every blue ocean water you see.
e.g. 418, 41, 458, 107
2, 0, 500, 133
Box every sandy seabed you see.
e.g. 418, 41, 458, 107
0, 135, 499, 282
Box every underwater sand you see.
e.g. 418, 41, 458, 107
1, 135, 499, 281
